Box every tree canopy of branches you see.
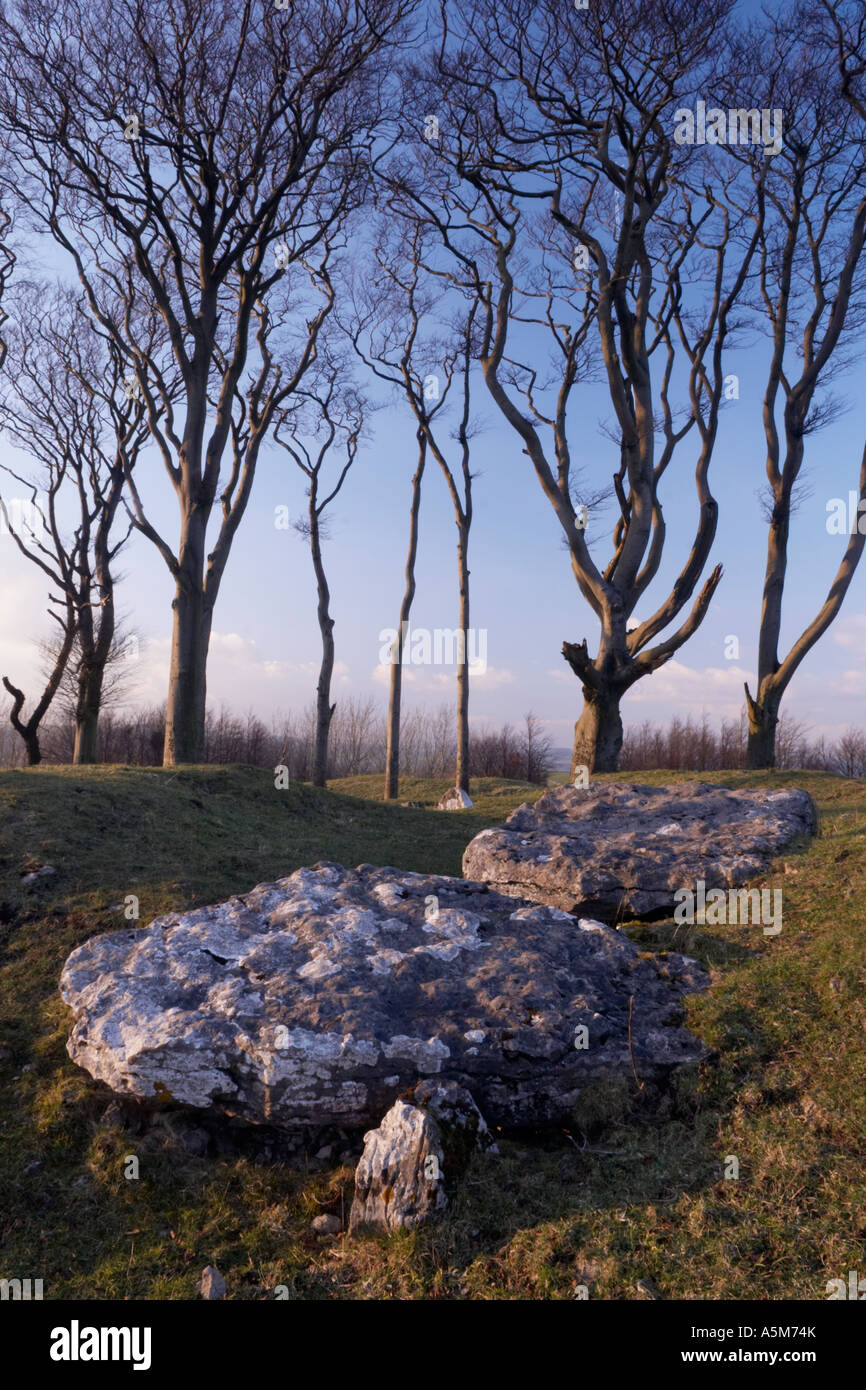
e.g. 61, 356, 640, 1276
347, 221, 479, 796
0, 0, 417, 763
0, 0, 864, 781
273, 346, 366, 787
725, 2, 866, 767
379, 0, 760, 773
0, 286, 153, 762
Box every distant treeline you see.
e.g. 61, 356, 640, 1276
0, 701, 554, 784
619, 712, 866, 777
1, 703, 863, 781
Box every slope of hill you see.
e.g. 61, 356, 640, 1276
0, 765, 862, 1299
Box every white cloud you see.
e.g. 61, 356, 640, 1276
832, 613, 866, 652
118, 632, 350, 714
625, 660, 753, 715
836, 668, 866, 696
0, 561, 63, 690
469, 664, 514, 688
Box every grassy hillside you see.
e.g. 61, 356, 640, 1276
0, 764, 863, 1299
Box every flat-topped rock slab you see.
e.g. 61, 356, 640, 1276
59, 862, 709, 1130
462, 781, 817, 920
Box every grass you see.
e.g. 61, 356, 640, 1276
0, 763, 863, 1300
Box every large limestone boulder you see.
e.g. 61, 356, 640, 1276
462, 781, 817, 920
59, 862, 709, 1130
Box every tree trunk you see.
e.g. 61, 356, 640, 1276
745, 682, 780, 770
384, 438, 426, 801
313, 634, 335, 789
455, 524, 470, 794
73, 615, 114, 765
74, 467, 122, 766
163, 504, 211, 765
570, 685, 624, 776
164, 581, 211, 765
309, 501, 335, 789
746, 496, 790, 770
73, 683, 101, 764
384, 635, 405, 802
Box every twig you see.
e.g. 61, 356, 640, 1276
562, 1127, 644, 1158
628, 994, 644, 1091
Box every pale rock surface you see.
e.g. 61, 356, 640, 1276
437, 787, 474, 810
462, 782, 816, 919
59, 862, 709, 1129
349, 1100, 446, 1233
197, 1266, 225, 1300
349, 1080, 494, 1232
310, 1213, 342, 1235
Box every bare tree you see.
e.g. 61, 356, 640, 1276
384, 438, 427, 800
726, 7, 866, 767
520, 711, 552, 784
0, 285, 152, 762
834, 726, 866, 777
426, 305, 477, 795
38, 619, 141, 733
348, 224, 479, 794
1, 605, 75, 766
820, 0, 866, 121
0, 0, 417, 764
383, 0, 759, 773
273, 352, 365, 787
345, 245, 429, 801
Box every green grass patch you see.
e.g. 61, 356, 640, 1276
0, 764, 863, 1299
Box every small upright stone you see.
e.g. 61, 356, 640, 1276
197, 1266, 226, 1300
437, 787, 474, 811
349, 1101, 446, 1234
349, 1082, 494, 1235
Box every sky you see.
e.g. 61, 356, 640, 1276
0, 0, 864, 754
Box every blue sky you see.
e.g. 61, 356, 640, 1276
1, 0, 864, 750
4, 316, 863, 747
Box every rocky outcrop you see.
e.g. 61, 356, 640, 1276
59, 862, 709, 1130
462, 782, 817, 920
